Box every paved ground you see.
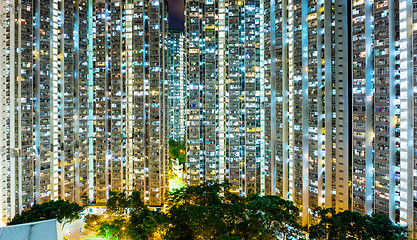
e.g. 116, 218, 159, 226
169, 175, 185, 192
61, 175, 184, 239
62, 219, 100, 240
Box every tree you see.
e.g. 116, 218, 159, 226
106, 191, 131, 216
168, 139, 186, 164
129, 209, 168, 240
164, 182, 305, 240
95, 191, 166, 240
244, 195, 302, 239
366, 214, 408, 240
8, 200, 83, 226
84, 214, 101, 231
97, 218, 129, 240
308, 208, 408, 240
165, 182, 229, 240
308, 207, 335, 240
81, 192, 90, 207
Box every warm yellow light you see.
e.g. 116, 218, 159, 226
353, 0, 364, 6
307, 13, 317, 21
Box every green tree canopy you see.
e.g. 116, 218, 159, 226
308, 207, 408, 240
97, 183, 304, 240
168, 139, 186, 164
8, 200, 82, 226
165, 182, 304, 240
91, 190, 167, 240
90, 184, 408, 240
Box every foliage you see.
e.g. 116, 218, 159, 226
308, 207, 408, 240
244, 194, 302, 239
97, 218, 130, 240
92, 184, 407, 240
81, 192, 90, 207
168, 139, 186, 164
83, 214, 102, 231
8, 200, 82, 226
367, 213, 408, 240
129, 209, 168, 240
164, 182, 304, 240
94, 191, 167, 240
97, 183, 304, 239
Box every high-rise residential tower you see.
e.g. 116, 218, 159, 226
0, 0, 169, 223
91, 0, 169, 207
352, 0, 417, 236
269, 0, 350, 225
168, 30, 186, 142
184, 0, 350, 227
0, 0, 91, 222
184, 0, 270, 195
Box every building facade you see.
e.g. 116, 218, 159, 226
0, 0, 168, 223
352, 0, 417, 235
92, 0, 169, 207
183, 0, 351, 226
168, 30, 186, 142
184, 0, 350, 226
184, 0, 270, 195
269, 0, 350, 225
0, 0, 91, 222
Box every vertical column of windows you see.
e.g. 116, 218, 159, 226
109, 0, 124, 193
307, 0, 319, 216
263, 0, 272, 196
225, 0, 242, 193
125, 0, 134, 195
147, 0, 167, 206
77, 0, 90, 205
0, 0, 15, 222
92, 1, 108, 204
179, 34, 186, 142
259, 0, 266, 196
412, 0, 417, 234
203, 0, 218, 183
218, 0, 226, 184
333, 0, 349, 213
373, 0, 398, 217
17, 0, 34, 214
277, 0, 289, 200
290, 0, 304, 215
168, 31, 184, 142
352, 0, 373, 214
132, 0, 146, 202
59, 0, 77, 202
399, 0, 414, 230
186, 0, 203, 186
243, 0, 261, 194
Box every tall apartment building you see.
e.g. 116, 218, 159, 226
0, 0, 168, 223
269, 0, 350, 225
352, 0, 417, 235
92, 0, 169, 207
185, 0, 271, 195
184, 0, 350, 226
0, 0, 91, 222
168, 30, 186, 142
